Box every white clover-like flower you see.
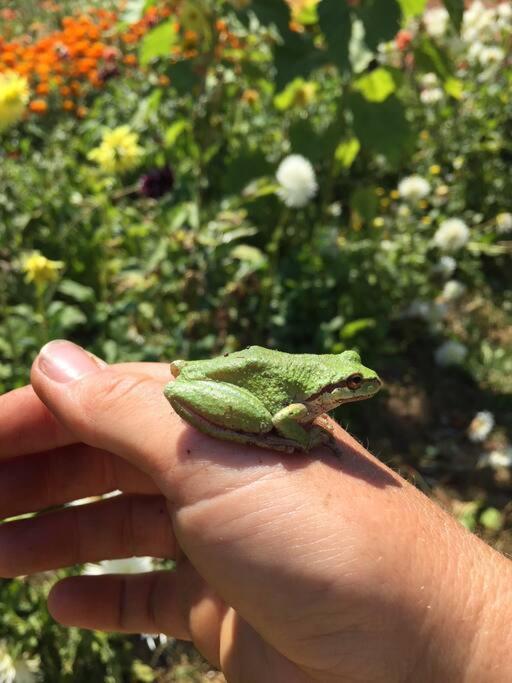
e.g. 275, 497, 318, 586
435, 340, 468, 366
478, 46, 505, 66
420, 72, 439, 88
420, 88, 443, 105
424, 7, 449, 37
486, 448, 512, 469
397, 175, 431, 202
441, 279, 466, 302
433, 218, 470, 252
468, 411, 495, 443
496, 212, 512, 234
433, 255, 456, 278
276, 154, 318, 208
462, 1, 496, 42
497, 2, 512, 24
84, 557, 155, 575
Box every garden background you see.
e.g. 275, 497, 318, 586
0, 0, 511, 680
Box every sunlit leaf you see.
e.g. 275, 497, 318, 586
353, 68, 396, 102
139, 21, 177, 65
398, 0, 427, 18
335, 138, 361, 167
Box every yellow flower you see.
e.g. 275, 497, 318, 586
421, 216, 432, 225
23, 252, 64, 286
373, 217, 385, 228
429, 164, 441, 175
390, 190, 400, 200
88, 125, 144, 174
0, 71, 29, 132
380, 198, 390, 208
419, 199, 429, 209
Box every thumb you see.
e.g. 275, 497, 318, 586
30, 340, 181, 477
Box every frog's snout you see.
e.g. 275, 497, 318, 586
367, 377, 383, 395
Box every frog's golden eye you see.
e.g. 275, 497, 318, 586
346, 373, 363, 391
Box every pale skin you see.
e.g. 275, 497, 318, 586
0, 340, 512, 682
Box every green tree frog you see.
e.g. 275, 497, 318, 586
164, 346, 381, 453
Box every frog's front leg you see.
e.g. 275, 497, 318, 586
272, 404, 331, 451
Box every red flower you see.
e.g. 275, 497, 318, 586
396, 30, 413, 52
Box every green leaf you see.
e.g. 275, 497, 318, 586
274, 33, 326, 90
167, 60, 200, 94
348, 93, 415, 165
398, 0, 427, 18
442, 0, 464, 32
335, 137, 361, 168
414, 36, 452, 80
164, 120, 191, 148
480, 507, 503, 532
444, 76, 463, 99
139, 20, 177, 65
353, 67, 396, 102
318, 0, 352, 72
289, 118, 343, 162
341, 318, 376, 339
274, 78, 318, 110
249, 0, 292, 36
350, 187, 378, 223
58, 279, 95, 303
357, 0, 402, 51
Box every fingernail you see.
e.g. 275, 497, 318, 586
38, 340, 105, 383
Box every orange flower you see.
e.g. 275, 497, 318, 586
158, 74, 170, 86
29, 99, 48, 114
36, 82, 49, 95
123, 54, 137, 66
59, 85, 71, 96
62, 99, 74, 110
76, 105, 88, 118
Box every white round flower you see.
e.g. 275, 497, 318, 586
497, 2, 512, 24
441, 279, 466, 302
424, 7, 449, 37
496, 212, 512, 234
468, 411, 495, 443
487, 448, 512, 469
462, 1, 496, 42
84, 557, 155, 575
276, 154, 318, 208
467, 41, 484, 63
433, 218, 470, 252
420, 88, 444, 105
420, 72, 439, 88
435, 340, 468, 366
433, 255, 456, 278
478, 46, 505, 66
398, 175, 431, 202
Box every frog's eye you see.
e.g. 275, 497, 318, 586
346, 373, 363, 391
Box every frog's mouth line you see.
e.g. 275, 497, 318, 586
308, 378, 382, 403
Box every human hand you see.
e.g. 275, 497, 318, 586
0, 340, 511, 682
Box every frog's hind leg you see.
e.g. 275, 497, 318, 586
171, 400, 298, 453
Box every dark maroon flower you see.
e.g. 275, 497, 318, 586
98, 64, 120, 82
138, 165, 175, 199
